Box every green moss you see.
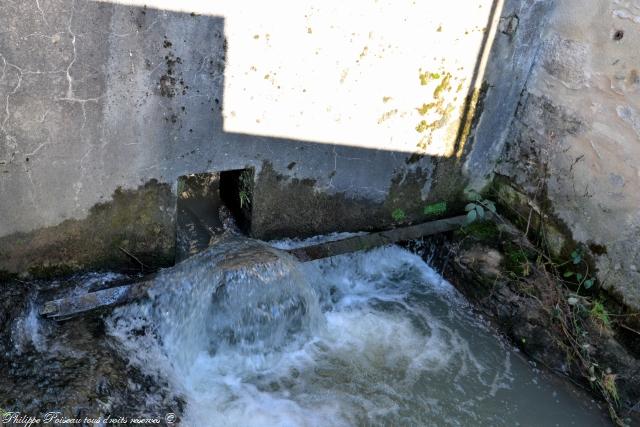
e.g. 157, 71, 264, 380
413, 72, 457, 141
418, 71, 442, 86
28, 263, 74, 280
423, 201, 447, 217
415, 120, 429, 133
391, 208, 406, 222
491, 176, 570, 260
377, 109, 399, 124
415, 119, 441, 133
0, 269, 18, 283
416, 103, 437, 116
456, 220, 499, 240
0, 179, 176, 276
504, 243, 532, 276
419, 71, 431, 86
433, 73, 452, 98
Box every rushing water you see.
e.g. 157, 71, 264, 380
106, 237, 607, 426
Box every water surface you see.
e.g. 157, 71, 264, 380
107, 241, 607, 426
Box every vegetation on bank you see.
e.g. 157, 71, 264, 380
448, 187, 640, 426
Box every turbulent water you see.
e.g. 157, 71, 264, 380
106, 238, 606, 426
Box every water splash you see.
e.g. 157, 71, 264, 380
108, 237, 322, 380
12, 302, 46, 353
107, 240, 606, 427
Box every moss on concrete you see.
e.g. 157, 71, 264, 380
251, 162, 384, 240
455, 220, 500, 240
491, 175, 570, 260
0, 270, 18, 284
0, 179, 176, 278
423, 201, 448, 217
251, 161, 467, 240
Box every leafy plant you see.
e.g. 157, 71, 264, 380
562, 250, 596, 290
392, 208, 406, 222
464, 189, 496, 224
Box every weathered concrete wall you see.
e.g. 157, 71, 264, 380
0, 0, 537, 275
495, 0, 640, 310
465, 0, 554, 187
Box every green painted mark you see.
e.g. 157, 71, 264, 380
423, 201, 447, 216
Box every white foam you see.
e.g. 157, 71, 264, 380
268, 232, 367, 250
106, 243, 602, 426
12, 303, 46, 353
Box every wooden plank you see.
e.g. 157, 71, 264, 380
40, 280, 154, 320
40, 237, 285, 320
40, 216, 466, 320
287, 215, 467, 261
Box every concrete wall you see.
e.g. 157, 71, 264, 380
0, 0, 552, 275
495, 0, 640, 310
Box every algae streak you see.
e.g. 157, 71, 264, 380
0, 180, 176, 278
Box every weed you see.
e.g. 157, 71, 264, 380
491, 204, 622, 424
602, 373, 620, 406
486, 132, 625, 426
591, 300, 611, 327
238, 170, 253, 209
504, 243, 531, 276
464, 188, 496, 224
392, 208, 406, 222
239, 190, 250, 209
562, 250, 596, 290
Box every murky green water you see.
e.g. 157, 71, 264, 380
108, 240, 608, 426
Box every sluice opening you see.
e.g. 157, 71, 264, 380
176, 168, 254, 261
219, 168, 254, 236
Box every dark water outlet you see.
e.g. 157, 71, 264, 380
220, 168, 254, 235
176, 173, 223, 261
175, 168, 255, 260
